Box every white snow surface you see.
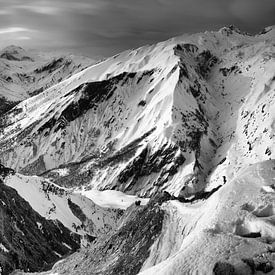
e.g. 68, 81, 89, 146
139, 160, 275, 274
0, 243, 9, 253
4, 173, 120, 236
76, 189, 149, 210
0, 27, 274, 200
0, 45, 94, 102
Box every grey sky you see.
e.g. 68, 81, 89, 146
0, 0, 274, 58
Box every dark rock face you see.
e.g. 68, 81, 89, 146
174, 44, 218, 79
178, 184, 222, 203
183, 43, 199, 53
138, 100, 146, 106
179, 62, 189, 79
221, 25, 251, 36
213, 262, 238, 275
196, 50, 218, 78
42, 128, 156, 189
219, 65, 241, 77
37, 129, 185, 196
242, 257, 274, 273
0, 180, 80, 275
213, 245, 275, 275
67, 198, 100, 238
174, 43, 199, 56
20, 156, 46, 176
33, 71, 136, 137
0, 46, 34, 62
0, 53, 33, 62
0, 98, 19, 117
0, 164, 15, 179
34, 58, 66, 74
117, 144, 186, 192
136, 70, 155, 84
51, 193, 170, 275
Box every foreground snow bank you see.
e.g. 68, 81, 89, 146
139, 160, 275, 274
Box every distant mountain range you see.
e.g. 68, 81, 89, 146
0, 45, 95, 116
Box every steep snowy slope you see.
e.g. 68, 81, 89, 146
1, 167, 122, 239
0, 45, 94, 116
0, 26, 274, 199
139, 160, 275, 275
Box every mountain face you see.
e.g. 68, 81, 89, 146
0, 45, 94, 116
0, 165, 81, 274
0, 164, 122, 274
0, 26, 274, 274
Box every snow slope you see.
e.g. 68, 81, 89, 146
27, 160, 275, 275
139, 160, 275, 274
76, 189, 149, 210
0, 26, 274, 199
0, 45, 94, 115
3, 172, 122, 237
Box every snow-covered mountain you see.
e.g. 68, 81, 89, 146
1, 25, 275, 274
0, 45, 94, 116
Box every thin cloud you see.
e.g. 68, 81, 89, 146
0, 27, 31, 34
15, 5, 61, 15
0, 9, 12, 15
17, 36, 31, 40
0, 0, 274, 57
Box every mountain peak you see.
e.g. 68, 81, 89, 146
218, 25, 252, 36
0, 45, 35, 61
258, 25, 275, 35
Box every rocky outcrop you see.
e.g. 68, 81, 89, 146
213, 262, 237, 275
117, 144, 186, 193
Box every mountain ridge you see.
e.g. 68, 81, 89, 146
0, 46, 95, 117
0, 26, 274, 274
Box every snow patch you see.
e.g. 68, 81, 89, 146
76, 189, 149, 210
0, 243, 9, 253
